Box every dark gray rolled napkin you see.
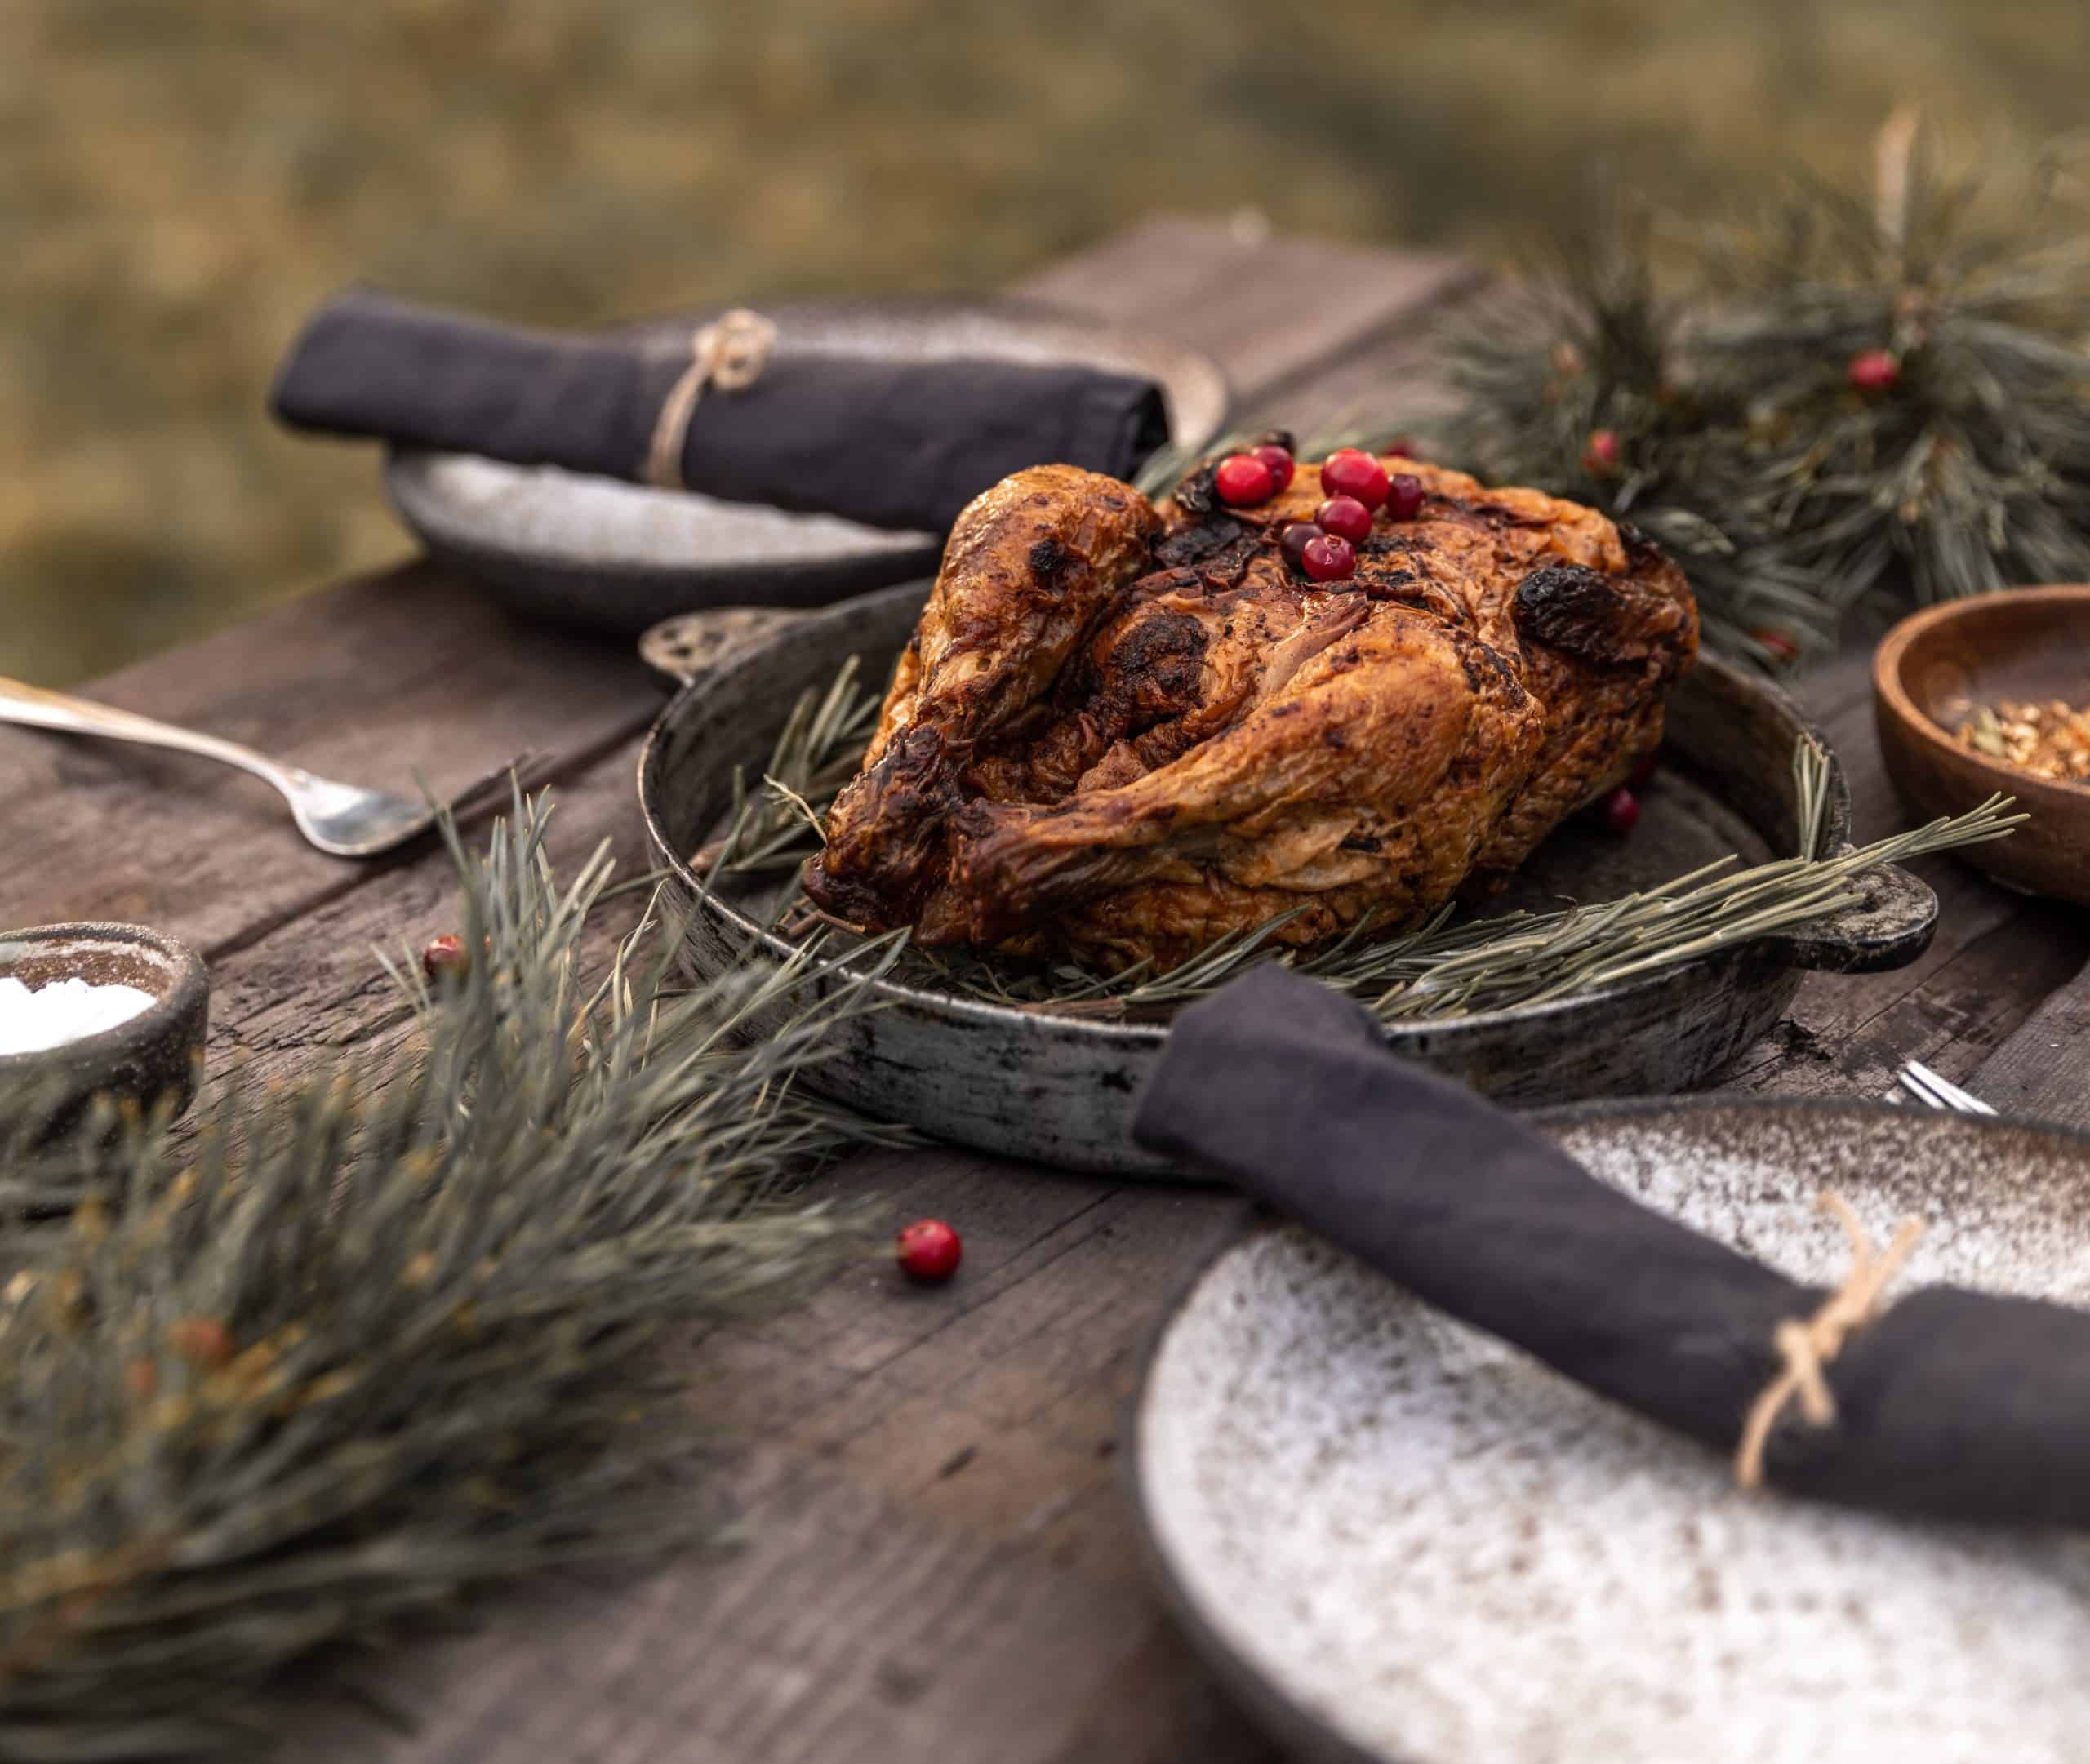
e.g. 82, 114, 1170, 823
270, 289, 1170, 534
1133, 964, 2090, 1527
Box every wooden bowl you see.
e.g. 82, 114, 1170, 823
1874, 585, 2090, 903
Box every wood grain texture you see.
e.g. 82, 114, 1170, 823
1968, 955, 2090, 1128
0, 560, 655, 956
9, 216, 2089, 1764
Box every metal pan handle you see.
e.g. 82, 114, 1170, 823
638, 607, 817, 690
1759, 855, 1938, 974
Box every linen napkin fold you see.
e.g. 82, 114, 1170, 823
1133, 964, 2090, 1526
270, 288, 1170, 534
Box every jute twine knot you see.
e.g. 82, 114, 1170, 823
1733, 1190, 1926, 1491
644, 308, 778, 491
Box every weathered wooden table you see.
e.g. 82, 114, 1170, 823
9, 220, 2090, 1764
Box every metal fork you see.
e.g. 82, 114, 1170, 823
0, 673, 507, 859
1897, 1060, 1998, 1116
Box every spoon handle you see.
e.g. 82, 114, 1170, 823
0, 675, 300, 799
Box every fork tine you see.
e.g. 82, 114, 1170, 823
1897, 1064, 1954, 1110
1899, 1059, 1997, 1116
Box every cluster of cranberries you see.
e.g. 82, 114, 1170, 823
1212, 444, 1426, 585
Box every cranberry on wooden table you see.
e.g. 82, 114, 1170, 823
422, 934, 469, 983
896, 1219, 963, 1284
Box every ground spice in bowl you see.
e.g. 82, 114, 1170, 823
1957, 698, 2090, 783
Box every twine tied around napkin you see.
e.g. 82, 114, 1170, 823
643, 308, 779, 491
1734, 1191, 1927, 1490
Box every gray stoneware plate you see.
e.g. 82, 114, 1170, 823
1128, 1098, 2090, 1764
638, 582, 1939, 1175
384, 296, 1229, 635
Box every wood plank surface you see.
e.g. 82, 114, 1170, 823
8, 216, 2090, 1764
0, 562, 656, 957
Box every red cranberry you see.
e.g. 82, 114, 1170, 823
1301, 533, 1358, 584
1847, 349, 1899, 393
1384, 474, 1425, 522
896, 1218, 963, 1283
1754, 628, 1799, 664
1600, 787, 1640, 835
1626, 749, 1660, 792
1214, 453, 1277, 506
422, 934, 470, 984
1314, 495, 1372, 544
1252, 444, 1296, 492
169, 1317, 236, 1369
1318, 448, 1390, 511
1583, 429, 1621, 471
1278, 521, 1323, 570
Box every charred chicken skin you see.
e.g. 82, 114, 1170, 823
803, 453, 1697, 972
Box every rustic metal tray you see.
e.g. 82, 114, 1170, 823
638, 582, 1937, 1175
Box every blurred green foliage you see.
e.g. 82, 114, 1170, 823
7, 0, 2090, 682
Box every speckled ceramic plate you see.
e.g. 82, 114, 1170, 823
384, 296, 1229, 634
1129, 1098, 2090, 1764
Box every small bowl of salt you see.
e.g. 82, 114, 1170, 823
0, 922, 208, 1144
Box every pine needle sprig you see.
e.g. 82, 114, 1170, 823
1430, 120, 2090, 655
0, 788, 900, 1760
691, 663, 2024, 1025
696, 655, 881, 876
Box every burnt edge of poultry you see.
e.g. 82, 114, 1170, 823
1513, 561, 1689, 673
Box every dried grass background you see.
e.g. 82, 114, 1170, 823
7, 0, 2090, 682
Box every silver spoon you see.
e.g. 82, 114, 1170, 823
0, 673, 495, 858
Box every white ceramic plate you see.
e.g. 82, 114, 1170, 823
384, 295, 1229, 634
1130, 1099, 2090, 1764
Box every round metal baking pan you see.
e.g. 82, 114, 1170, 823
638, 583, 1937, 1175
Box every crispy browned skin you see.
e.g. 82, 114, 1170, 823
807, 464, 1160, 929
803, 455, 1697, 971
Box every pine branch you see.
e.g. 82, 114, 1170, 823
692, 666, 2024, 1024
0, 789, 900, 1760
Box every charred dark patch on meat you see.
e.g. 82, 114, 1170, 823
1028, 536, 1071, 586
1339, 829, 1382, 853
1154, 516, 1252, 571
1102, 609, 1207, 708
804, 721, 961, 925
1514, 562, 1683, 669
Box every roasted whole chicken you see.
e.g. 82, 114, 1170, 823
803, 450, 1698, 971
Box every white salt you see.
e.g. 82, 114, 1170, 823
0, 975, 158, 1055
